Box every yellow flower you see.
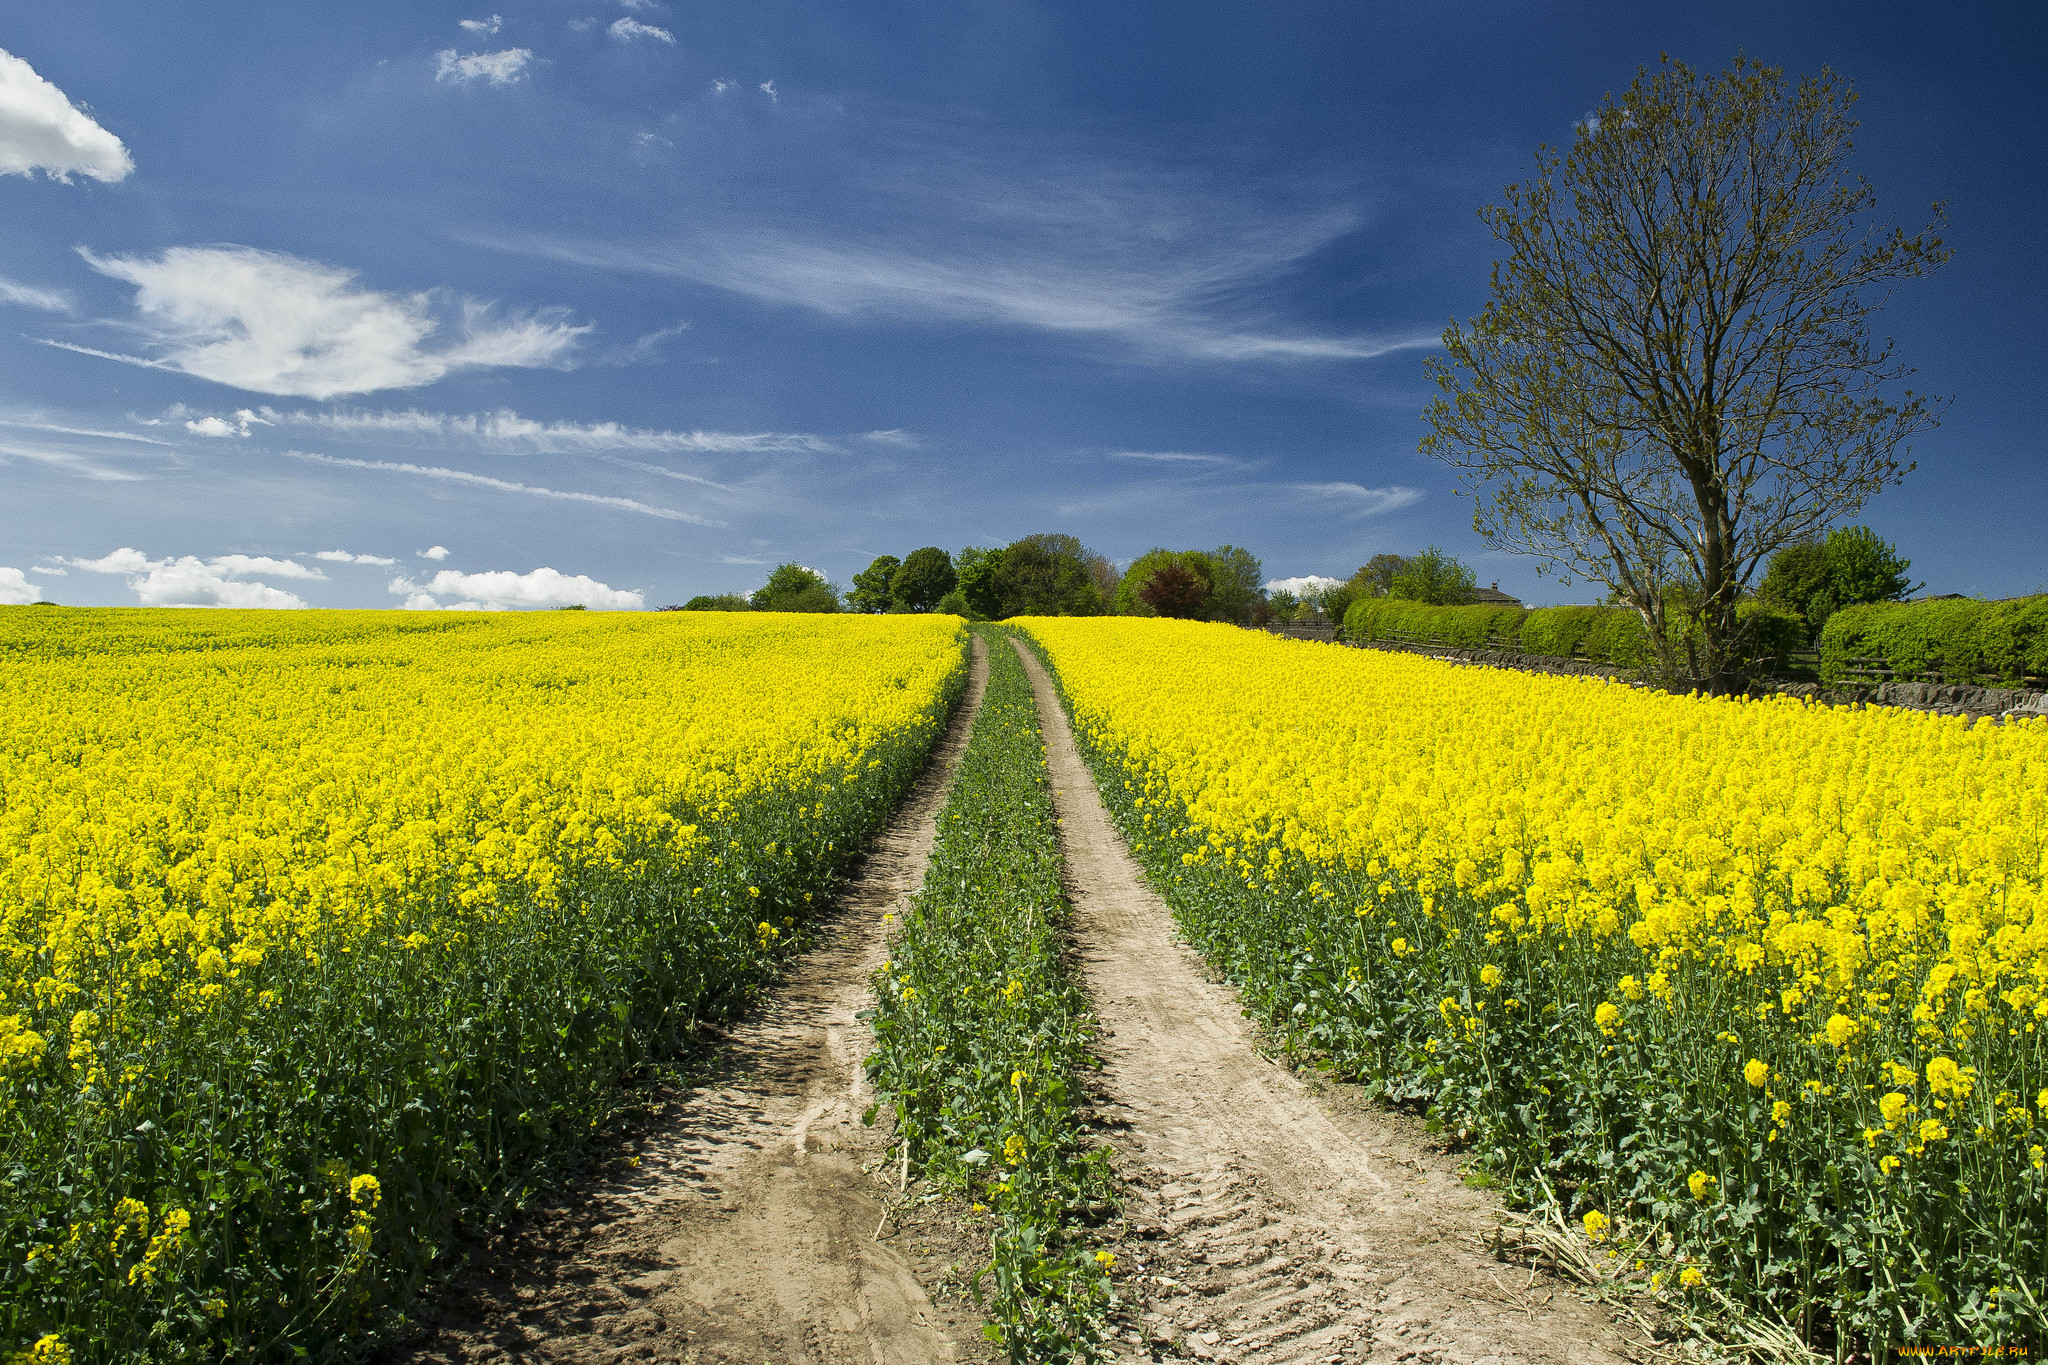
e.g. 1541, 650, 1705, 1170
1594, 1001, 1621, 1035
1879, 1092, 1911, 1125
1925, 1057, 1972, 1098
1771, 1100, 1792, 1125
1010, 1069, 1025, 1088
1679, 1267, 1705, 1289
1391, 937, 1409, 955
1581, 1209, 1610, 1242
1687, 1170, 1715, 1200
348, 1174, 381, 1209
1917, 1119, 1949, 1144
1094, 1250, 1117, 1268
17, 1335, 71, 1365
1743, 1059, 1769, 1088
1824, 1014, 1857, 1047
1479, 964, 1503, 989
1002, 1134, 1027, 1165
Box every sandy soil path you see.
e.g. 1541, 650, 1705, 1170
1012, 638, 1633, 1365
391, 637, 990, 1365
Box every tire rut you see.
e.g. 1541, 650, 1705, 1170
1010, 637, 1632, 1365
388, 637, 990, 1365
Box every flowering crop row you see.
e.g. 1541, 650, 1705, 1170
866, 632, 1114, 1361
1018, 618, 2046, 1353
0, 608, 967, 1364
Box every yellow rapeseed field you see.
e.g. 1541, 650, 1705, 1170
0, 608, 966, 1363
1021, 617, 2045, 1349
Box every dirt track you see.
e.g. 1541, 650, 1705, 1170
392, 637, 990, 1365
393, 633, 1635, 1365
1012, 638, 1632, 1365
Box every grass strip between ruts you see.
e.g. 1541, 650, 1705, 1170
864, 629, 1115, 1362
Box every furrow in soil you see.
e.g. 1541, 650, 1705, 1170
389, 636, 990, 1365
1010, 637, 1634, 1365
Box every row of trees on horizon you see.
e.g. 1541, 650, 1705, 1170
672, 523, 1919, 645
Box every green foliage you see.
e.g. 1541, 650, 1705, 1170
849, 555, 904, 614
866, 634, 1113, 1360
1345, 597, 1797, 680
1354, 554, 1407, 599
1201, 546, 1264, 626
1114, 548, 1262, 623
992, 535, 1103, 619
680, 594, 753, 612
750, 564, 842, 613
1819, 596, 2048, 688
1761, 527, 1918, 643
956, 547, 1006, 621
1386, 547, 1478, 606
893, 547, 958, 613
935, 590, 980, 621
1345, 600, 1523, 650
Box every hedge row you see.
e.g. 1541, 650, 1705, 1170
1342, 599, 1806, 677
1819, 596, 2048, 689
865, 631, 1113, 1360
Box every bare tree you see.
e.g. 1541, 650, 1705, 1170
1419, 56, 1948, 690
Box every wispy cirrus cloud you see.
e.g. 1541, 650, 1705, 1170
475, 125, 1440, 367
0, 275, 71, 312
273, 406, 825, 455
45, 246, 587, 399
1105, 449, 1236, 466
283, 450, 723, 525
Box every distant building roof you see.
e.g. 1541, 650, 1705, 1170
1473, 582, 1522, 606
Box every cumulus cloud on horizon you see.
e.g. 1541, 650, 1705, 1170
54, 547, 316, 608
0, 47, 132, 183
1263, 574, 1342, 597
310, 549, 397, 566
0, 567, 43, 605
393, 566, 643, 611
47, 246, 587, 399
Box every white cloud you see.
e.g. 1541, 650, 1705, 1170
393, 567, 643, 610
855, 428, 920, 448
1107, 449, 1233, 465
418, 545, 451, 560
434, 48, 533, 86
0, 417, 171, 446
458, 14, 502, 35
711, 78, 734, 94
0, 276, 70, 312
479, 137, 1441, 366
66, 246, 587, 399
758, 80, 777, 101
0, 567, 43, 605
0, 47, 133, 183
609, 18, 674, 42
286, 450, 722, 524
619, 0, 661, 10
184, 409, 271, 438
1298, 481, 1426, 519
55, 547, 312, 608
276, 406, 826, 454
310, 549, 397, 566
1264, 575, 1342, 597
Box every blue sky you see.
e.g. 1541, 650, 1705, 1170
1, 1, 2041, 610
